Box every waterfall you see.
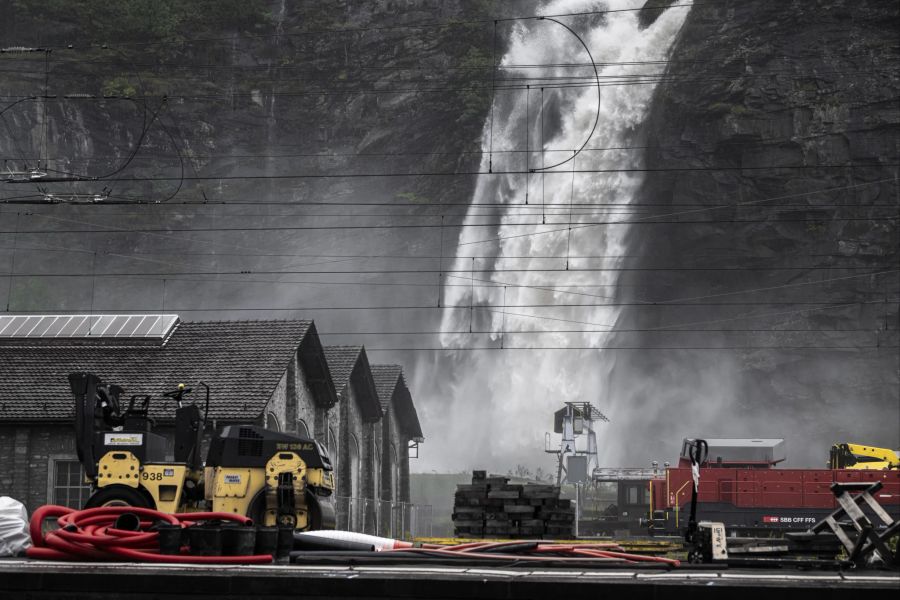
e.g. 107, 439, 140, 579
430, 1, 690, 472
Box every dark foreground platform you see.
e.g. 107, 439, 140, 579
0, 559, 897, 599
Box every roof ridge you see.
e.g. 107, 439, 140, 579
184, 319, 312, 325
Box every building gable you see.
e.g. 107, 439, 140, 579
323, 345, 382, 423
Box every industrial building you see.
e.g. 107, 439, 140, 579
0, 314, 423, 518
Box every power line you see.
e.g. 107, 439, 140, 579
2, 126, 889, 164
459, 178, 900, 246
2, 80, 896, 103
4, 297, 890, 335
3, 300, 896, 308
0, 245, 872, 260
6, 206, 892, 218
315, 328, 893, 335
0, 215, 894, 234
1, 54, 888, 75
2, 266, 896, 277
9, 163, 898, 185
17, 3, 706, 51
360, 345, 898, 352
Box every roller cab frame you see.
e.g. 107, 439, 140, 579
68, 372, 336, 530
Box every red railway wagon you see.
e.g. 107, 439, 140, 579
593, 439, 900, 535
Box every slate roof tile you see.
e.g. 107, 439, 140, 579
0, 319, 313, 422
322, 346, 362, 394
370, 364, 402, 410
323, 345, 382, 422
370, 364, 423, 440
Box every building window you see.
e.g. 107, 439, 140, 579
373, 440, 380, 501
349, 434, 360, 498
327, 427, 338, 475
349, 434, 361, 530
50, 459, 91, 509
297, 419, 310, 438
390, 444, 399, 502
266, 412, 281, 432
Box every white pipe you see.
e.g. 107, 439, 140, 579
296, 530, 412, 551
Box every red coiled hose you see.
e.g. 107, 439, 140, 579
26, 505, 272, 564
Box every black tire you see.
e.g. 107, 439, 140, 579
247, 489, 268, 526
308, 493, 336, 531
84, 485, 153, 509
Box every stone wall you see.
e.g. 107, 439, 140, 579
0, 424, 77, 513
380, 401, 410, 504
266, 371, 288, 432
337, 384, 366, 500
286, 353, 317, 438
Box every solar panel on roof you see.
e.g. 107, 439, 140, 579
0, 314, 179, 340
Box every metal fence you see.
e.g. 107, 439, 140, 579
333, 496, 433, 540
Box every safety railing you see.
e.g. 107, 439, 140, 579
333, 496, 433, 540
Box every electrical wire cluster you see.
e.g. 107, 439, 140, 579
0, 1, 897, 355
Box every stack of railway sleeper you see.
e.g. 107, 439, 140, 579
453, 471, 574, 538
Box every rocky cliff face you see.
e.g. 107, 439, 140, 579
606, 0, 899, 466
2, 1, 896, 470
0, 0, 520, 328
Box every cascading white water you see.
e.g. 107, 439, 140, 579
428, 0, 691, 472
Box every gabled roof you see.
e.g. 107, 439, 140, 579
371, 364, 402, 410
0, 319, 331, 422
323, 345, 382, 423
371, 364, 423, 441
323, 346, 362, 393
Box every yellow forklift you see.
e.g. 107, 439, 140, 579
69, 372, 335, 530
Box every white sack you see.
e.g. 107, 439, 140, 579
0, 496, 31, 556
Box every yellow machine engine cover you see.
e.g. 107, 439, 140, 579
139, 464, 190, 513
207, 452, 310, 527
96, 452, 192, 513
210, 468, 268, 516
97, 451, 141, 487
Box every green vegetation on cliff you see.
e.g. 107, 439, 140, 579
12, 0, 269, 44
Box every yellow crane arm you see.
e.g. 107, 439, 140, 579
829, 443, 900, 470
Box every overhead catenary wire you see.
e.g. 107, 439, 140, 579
459, 178, 900, 246
360, 345, 898, 352
2, 236, 894, 320
9, 162, 898, 185
3, 127, 891, 165
3, 177, 899, 233
3, 7, 897, 352
4, 300, 897, 309
0, 215, 894, 234
2, 266, 896, 277
1, 78, 896, 103
1, 245, 885, 260
1, 54, 890, 77
5, 3, 706, 51
528, 16, 601, 172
